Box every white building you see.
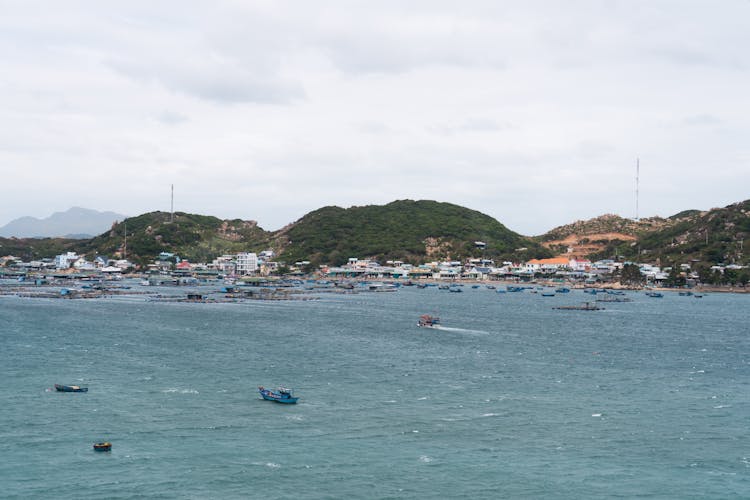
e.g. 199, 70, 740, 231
236, 252, 258, 275
210, 255, 237, 274
55, 252, 79, 269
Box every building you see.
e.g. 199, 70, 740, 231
236, 252, 258, 275
55, 252, 79, 270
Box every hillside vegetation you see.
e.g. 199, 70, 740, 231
277, 200, 552, 266
3, 199, 749, 269
78, 211, 273, 266
540, 200, 750, 267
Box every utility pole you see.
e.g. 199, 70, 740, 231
123, 221, 127, 259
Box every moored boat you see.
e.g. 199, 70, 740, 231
55, 384, 88, 393
554, 302, 604, 311
417, 314, 440, 328
258, 386, 298, 404
93, 442, 111, 451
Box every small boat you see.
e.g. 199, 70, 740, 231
417, 314, 440, 328
554, 302, 604, 311
486, 285, 496, 290
55, 384, 88, 393
93, 442, 111, 452
448, 286, 463, 293
645, 292, 664, 298
258, 386, 298, 404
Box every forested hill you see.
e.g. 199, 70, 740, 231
275, 200, 552, 266
78, 211, 273, 266
4, 199, 748, 268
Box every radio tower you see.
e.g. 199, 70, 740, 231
170, 184, 174, 223
635, 158, 640, 221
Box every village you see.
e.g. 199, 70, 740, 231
1, 247, 746, 289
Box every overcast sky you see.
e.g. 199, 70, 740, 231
1, 1, 749, 235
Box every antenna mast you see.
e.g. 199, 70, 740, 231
635, 158, 640, 221
170, 184, 174, 223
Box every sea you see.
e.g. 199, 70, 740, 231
1, 282, 748, 499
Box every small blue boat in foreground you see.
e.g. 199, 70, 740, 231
55, 384, 88, 393
259, 386, 298, 404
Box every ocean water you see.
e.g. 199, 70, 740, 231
1, 285, 748, 499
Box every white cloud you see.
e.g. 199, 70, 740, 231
1, 1, 749, 235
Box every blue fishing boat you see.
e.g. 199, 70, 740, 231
55, 384, 88, 393
259, 386, 298, 404
645, 292, 664, 298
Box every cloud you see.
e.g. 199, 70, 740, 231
155, 110, 189, 125
1, 1, 750, 236
107, 57, 305, 105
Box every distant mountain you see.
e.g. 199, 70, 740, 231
0, 207, 127, 239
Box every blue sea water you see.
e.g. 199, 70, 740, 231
1, 285, 749, 499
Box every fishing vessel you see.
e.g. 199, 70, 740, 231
554, 302, 604, 311
93, 442, 111, 451
55, 384, 88, 393
417, 314, 440, 328
258, 386, 298, 404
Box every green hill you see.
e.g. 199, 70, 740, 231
77, 211, 273, 267
4, 199, 748, 270
0, 237, 78, 262
276, 200, 552, 266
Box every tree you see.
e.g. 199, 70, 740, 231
665, 263, 686, 288
619, 263, 644, 285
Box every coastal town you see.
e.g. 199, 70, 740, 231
1, 246, 747, 290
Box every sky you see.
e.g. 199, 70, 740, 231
1, 1, 749, 235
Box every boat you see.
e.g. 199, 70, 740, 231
554, 302, 604, 311
93, 442, 111, 451
645, 292, 664, 298
258, 386, 298, 404
55, 384, 88, 393
417, 314, 440, 328
555, 287, 571, 293
448, 286, 463, 293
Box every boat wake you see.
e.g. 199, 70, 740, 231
432, 326, 489, 335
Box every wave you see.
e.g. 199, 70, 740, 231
161, 388, 199, 394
